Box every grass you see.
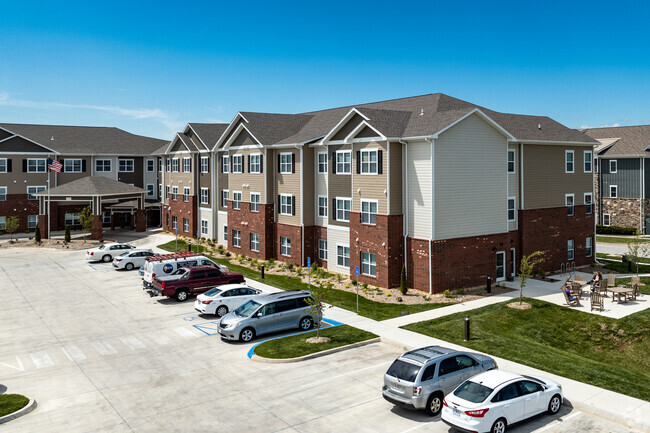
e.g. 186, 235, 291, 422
253, 325, 378, 359
611, 276, 650, 295
596, 235, 638, 244
403, 298, 650, 401
0, 394, 29, 417
157, 240, 454, 321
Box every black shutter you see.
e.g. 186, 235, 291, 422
378, 150, 383, 174
23, 159, 27, 172
278, 195, 281, 213
82, 160, 87, 172
260, 154, 263, 173
219, 156, 223, 173
332, 152, 336, 174
291, 153, 295, 173
278, 154, 281, 172
7, 159, 12, 172
356, 151, 361, 174
247, 155, 250, 173
332, 198, 337, 220
292, 196, 296, 216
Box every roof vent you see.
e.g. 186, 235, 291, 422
420, 109, 424, 116
51, 136, 54, 140
538, 124, 542, 130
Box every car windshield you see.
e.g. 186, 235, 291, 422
204, 288, 222, 296
386, 359, 421, 382
98, 245, 105, 250
235, 300, 261, 317
454, 380, 494, 403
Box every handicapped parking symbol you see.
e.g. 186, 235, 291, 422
183, 316, 198, 322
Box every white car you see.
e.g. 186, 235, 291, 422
113, 249, 157, 270
441, 370, 563, 433
86, 243, 135, 262
194, 284, 262, 317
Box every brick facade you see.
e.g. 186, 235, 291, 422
227, 203, 274, 260
163, 197, 197, 237
0, 194, 40, 233
312, 226, 328, 268
275, 223, 302, 265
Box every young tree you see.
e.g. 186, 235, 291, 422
6, 216, 19, 241
305, 281, 331, 340
400, 263, 408, 295
34, 226, 41, 243
626, 235, 649, 276
518, 250, 545, 305
64, 225, 71, 242
79, 206, 94, 243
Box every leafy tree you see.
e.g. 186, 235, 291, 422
518, 251, 545, 305
400, 263, 408, 295
6, 216, 19, 240
79, 206, 94, 243
64, 226, 71, 242
305, 281, 331, 339
34, 226, 41, 243
626, 235, 649, 276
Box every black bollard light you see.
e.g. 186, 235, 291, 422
487, 276, 492, 294
464, 315, 470, 341
261, 264, 265, 279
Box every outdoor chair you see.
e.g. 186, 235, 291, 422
627, 283, 639, 302
591, 290, 604, 312
562, 287, 580, 307
570, 281, 583, 299
599, 279, 609, 298
630, 276, 640, 287
574, 274, 583, 281
607, 273, 616, 287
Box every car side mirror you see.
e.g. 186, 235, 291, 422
255, 312, 262, 318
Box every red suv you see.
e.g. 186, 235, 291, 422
149, 265, 245, 302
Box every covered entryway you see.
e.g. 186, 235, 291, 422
106, 200, 161, 231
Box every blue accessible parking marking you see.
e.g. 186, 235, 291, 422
193, 321, 221, 335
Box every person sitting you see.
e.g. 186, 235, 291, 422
591, 272, 601, 291
565, 286, 579, 303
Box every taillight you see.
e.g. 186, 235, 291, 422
443, 398, 448, 407
116, 258, 122, 261
413, 386, 422, 396
90, 251, 94, 256
152, 273, 156, 278
202, 300, 213, 304
161, 282, 166, 289
465, 408, 489, 417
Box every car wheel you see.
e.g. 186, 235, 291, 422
175, 290, 189, 302
299, 317, 313, 331
239, 328, 255, 342
548, 394, 562, 414
125, 263, 134, 271
491, 418, 507, 433
426, 392, 443, 416
102, 254, 112, 263
216, 305, 228, 317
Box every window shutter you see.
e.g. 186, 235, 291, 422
23, 159, 27, 172
291, 153, 295, 174
332, 199, 337, 220
247, 155, 250, 173
356, 151, 361, 174
292, 196, 296, 216
7, 159, 12, 172
260, 154, 263, 173
219, 156, 223, 173
378, 150, 383, 174
278, 195, 281, 212
332, 152, 336, 174
278, 154, 281, 172
82, 160, 87, 172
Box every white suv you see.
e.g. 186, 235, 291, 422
113, 249, 157, 271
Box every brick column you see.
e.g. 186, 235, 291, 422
130, 212, 135, 230
91, 215, 103, 241
38, 214, 49, 239
136, 209, 146, 232
110, 213, 116, 231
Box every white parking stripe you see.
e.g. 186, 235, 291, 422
148, 333, 171, 345
120, 336, 146, 351
533, 411, 582, 432
62, 345, 86, 362
93, 341, 117, 356
174, 327, 198, 339
30, 351, 54, 369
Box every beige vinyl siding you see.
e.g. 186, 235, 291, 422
1, 155, 49, 194
217, 153, 229, 211
508, 144, 519, 232
229, 148, 265, 202
58, 156, 92, 185
314, 149, 328, 227
217, 211, 228, 245
198, 208, 214, 239
231, 129, 258, 146
352, 141, 387, 213
523, 144, 593, 209
406, 140, 431, 239
302, 146, 314, 225
327, 226, 350, 275
169, 139, 187, 153
277, 149, 300, 225
166, 170, 193, 195
389, 141, 403, 215
355, 126, 381, 139
435, 113, 508, 240
328, 143, 352, 227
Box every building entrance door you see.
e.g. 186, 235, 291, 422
496, 251, 506, 281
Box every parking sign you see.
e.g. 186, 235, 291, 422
307, 257, 311, 267
355, 266, 359, 276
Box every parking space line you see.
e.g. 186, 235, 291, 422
62, 345, 86, 362
174, 327, 199, 339
30, 351, 54, 369
0, 356, 25, 371
533, 411, 582, 432
148, 333, 171, 345
120, 336, 147, 351
93, 341, 117, 356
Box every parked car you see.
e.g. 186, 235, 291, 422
194, 284, 262, 317
218, 290, 317, 342
382, 346, 498, 416
142, 252, 228, 289
441, 370, 563, 433
138, 264, 145, 277
86, 243, 135, 263
112, 249, 157, 270
148, 265, 245, 301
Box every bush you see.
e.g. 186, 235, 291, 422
537, 269, 546, 278
443, 289, 453, 298
34, 226, 41, 243
64, 226, 71, 242
596, 225, 637, 235
397, 297, 403, 302
400, 263, 408, 295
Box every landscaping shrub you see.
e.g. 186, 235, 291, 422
34, 226, 41, 243
400, 263, 408, 295
596, 225, 638, 235
64, 226, 71, 242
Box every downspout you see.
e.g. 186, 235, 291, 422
297, 145, 304, 267
400, 140, 408, 278
425, 137, 434, 295
640, 157, 644, 234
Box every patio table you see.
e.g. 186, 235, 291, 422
608, 286, 634, 304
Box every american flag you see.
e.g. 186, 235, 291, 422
48, 158, 62, 173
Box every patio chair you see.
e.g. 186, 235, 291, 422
570, 281, 583, 299
562, 287, 580, 307
630, 276, 640, 287
591, 290, 604, 312
607, 273, 616, 287
599, 279, 609, 298
574, 274, 583, 281
627, 283, 639, 302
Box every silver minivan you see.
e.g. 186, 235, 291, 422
218, 291, 317, 342
382, 346, 497, 416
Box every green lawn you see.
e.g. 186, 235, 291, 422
253, 325, 378, 359
157, 240, 454, 321
403, 298, 650, 402
0, 394, 29, 417
596, 235, 638, 244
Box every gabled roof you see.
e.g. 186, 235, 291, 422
188, 123, 228, 149
36, 176, 146, 197
582, 125, 650, 156
238, 112, 313, 144
0, 123, 167, 155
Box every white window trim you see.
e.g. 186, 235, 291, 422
250, 233, 260, 252
200, 156, 209, 173
361, 251, 377, 276
565, 150, 574, 174
249, 153, 262, 174
222, 155, 230, 173
200, 188, 209, 204
317, 152, 328, 174
586, 237, 593, 257
507, 149, 516, 174
318, 239, 328, 260
583, 150, 592, 173
336, 243, 350, 268
250, 192, 260, 212
27, 214, 38, 229
279, 193, 293, 215
280, 236, 291, 256
610, 185, 617, 198
183, 187, 190, 202
232, 229, 241, 248
603, 213, 611, 226
146, 184, 155, 197
336, 150, 351, 174
360, 199, 378, 225
27, 185, 46, 200
317, 195, 328, 218
0, 158, 7, 173
610, 160, 617, 174
172, 158, 179, 173
232, 154, 243, 173
233, 191, 242, 210
183, 157, 191, 173
146, 159, 155, 172
360, 149, 378, 175
119, 159, 134, 173
201, 219, 209, 235
172, 186, 178, 200
565, 193, 575, 216
568, 239, 575, 261
64, 159, 83, 173
222, 190, 229, 208
183, 217, 190, 232
336, 197, 351, 222
27, 158, 47, 173
95, 159, 112, 172
0, 186, 7, 201
279, 152, 293, 174
507, 196, 516, 222
584, 192, 593, 215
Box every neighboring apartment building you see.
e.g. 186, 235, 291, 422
583, 125, 650, 233
0, 123, 166, 232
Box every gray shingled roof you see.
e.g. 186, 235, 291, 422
36, 176, 147, 196
0, 123, 167, 155
582, 125, 650, 156
188, 123, 229, 149
239, 112, 313, 144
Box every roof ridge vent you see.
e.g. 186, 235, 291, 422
420, 109, 424, 116
538, 124, 542, 130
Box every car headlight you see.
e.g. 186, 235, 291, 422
224, 322, 239, 329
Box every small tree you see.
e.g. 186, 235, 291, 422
305, 281, 331, 339
6, 216, 19, 240
64, 225, 71, 242
79, 206, 94, 243
518, 250, 545, 305
626, 235, 649, 276
34, 226, 41, 243
400, 263, 408, 295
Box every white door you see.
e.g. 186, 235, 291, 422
496, 251, 506, 281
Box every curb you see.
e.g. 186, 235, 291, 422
570, 400, 650, 433
0, 399, 37, 425
251, 337, 381, 363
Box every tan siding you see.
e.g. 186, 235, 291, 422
58, 156, 92, 185
352, 141, 387, 214
231, 129, 257, 146
314, 148, 328, 226
328, 143, 352, 227
229, 148, 265, 203
523, 144, 593, 209
389, 142, 403, 215
217, 153, 229, 211
327, 226, 350, 275
302, 146, 315, 225
332, 114, 364, 141
1, 156, 48, 194
355, 126, 381, 139
407, 140, 431, 239
277, 149, 300, 225
216, 118, 246, 150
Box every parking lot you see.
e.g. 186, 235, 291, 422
0, 243, 638, 432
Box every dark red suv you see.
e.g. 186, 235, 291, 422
149, 265, 245, 302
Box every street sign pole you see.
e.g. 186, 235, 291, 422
355, 266, 359, 312
175, 226, 178, 252
307, 257, 311, 291
196, 229, 199, 254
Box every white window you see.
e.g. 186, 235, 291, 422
172, 158, 179, 172
223, 225, 228, 241
222, 190, 229, 208
280, 236, 291, 256
360, 150, 378, 174
201, 219, 208, 235
183, 157, 191, 172
102, 211, 111, 224
565, 150, 574, 173
337, 245, 350, 267
172, 216, 177, 230
250, 193, 260, 212
28, 215, 38, 229
249, 154, 261, 173
568, 239, 575, 261
146, 184, 155, 197
586, 237, 593, 257
250, 233, 260, 252
279, 153, 293, 174
361, 251, 377, 277
0, 158, 7, 173
232, 155, 243, 173
96, 159, 111, 172
610, 185, 617, 198
200, 188, 209, 205
584, 193, 593, 215
64, 159, 82, 173
336, 151, 351, 174
172, 186, 178, 200
584, 151, 592, 173
183, 187, 190, 202
318, 240, 328, 260
280, 194, 294, 215
232, 230, 241, 247
507, 197, 516, 221
507, 150, 515, 173
361, 200, 377, 224
27, 159, 46, 173
166, 185, 170, 199
610, 160, 617, 173
336, 198, 351, 222
566, 194, 575, 216
183, 218, 189, 232
166, 158, 171, 172
233, 191, 242, 210
221, 155, 229, 173
317, 196, 328, 217
65, 213, 80, 226
200, 156, 209, 173
147, 159, 155, 172
317, 152, 327, 173
27, 186, 46, 200
0, 217, 5, 230
602, 213, 611, 226
118, 159, 134, 172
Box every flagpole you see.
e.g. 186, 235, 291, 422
47, 158, 51, 245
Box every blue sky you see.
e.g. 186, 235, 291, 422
1, 0, 648, 139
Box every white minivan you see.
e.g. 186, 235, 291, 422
142, 253, 228, 288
